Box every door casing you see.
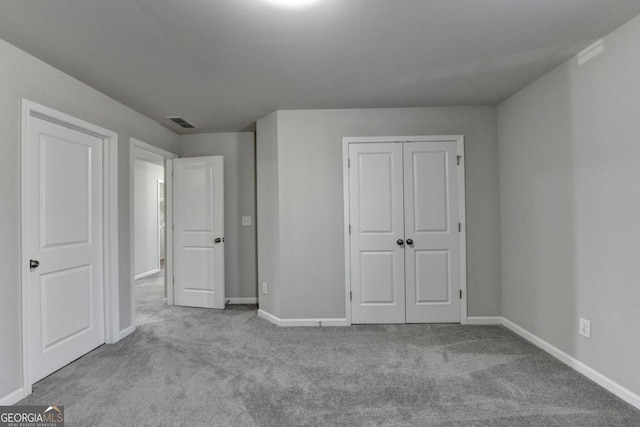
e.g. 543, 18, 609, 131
342, 135, 468, 325
20, 99, 119, 397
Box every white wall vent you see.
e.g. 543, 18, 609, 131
166, 116, 197, 129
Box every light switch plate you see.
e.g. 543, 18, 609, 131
242, 216, 252, 226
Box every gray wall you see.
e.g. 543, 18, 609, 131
256, 113, 281, 316
0, 38, 179, 399
257, 107, 501, 319
180, 133, 257, 300
497, 14, 640, 396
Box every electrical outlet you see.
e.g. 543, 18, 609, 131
242, 216, 252, 226
261, 282, 268, 295
579, 318, 591, 338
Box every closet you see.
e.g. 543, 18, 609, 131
346, 136, 466, 324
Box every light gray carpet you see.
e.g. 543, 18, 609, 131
20, 274, 640, 426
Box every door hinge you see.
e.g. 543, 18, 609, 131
458, 223, 462, 232
349, 224, 351, 234
457, 155, 462, 165
348, 158, 350, 168
173, 277, 175, 284
350, 291, 352, 301
459, 290, 462, 299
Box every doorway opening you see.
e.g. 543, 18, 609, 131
130, 139, 177, 326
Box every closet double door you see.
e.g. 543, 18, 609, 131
348, 139, 464, 324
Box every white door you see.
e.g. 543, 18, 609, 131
404, 142, 461, 323
173, 156, 225, 309
26, 115, 105, 383
349, 143, 406, 324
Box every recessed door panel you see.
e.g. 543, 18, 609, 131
183, 166, 214, 232
360, 251, 396, 304
41, 266, 92, 350
349, 143, 405, 324
181, 247, 215, 291
412, 151, 448, 233
414, 251, 449, 303
358, 153, 394, 233
41, 136, 91, 248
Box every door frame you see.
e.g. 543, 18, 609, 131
342, 135, 468, 325
157, 179, 165, 268
130, 139, 178, 320
20, 99, 119, 396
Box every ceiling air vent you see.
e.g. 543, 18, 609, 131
166, 116, 197, 129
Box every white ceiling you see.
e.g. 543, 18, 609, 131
1, 0, 640, 133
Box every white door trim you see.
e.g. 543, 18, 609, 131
130, 138, 178, 319
342, 135, 467, 325
20, 99, 119, 397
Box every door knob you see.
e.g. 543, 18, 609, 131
396, 239, 404, 246
30, 259, 40, 269
406, 239, 414, 245
214, 238, 222, 243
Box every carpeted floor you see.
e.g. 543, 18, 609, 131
19, 273, 640, 426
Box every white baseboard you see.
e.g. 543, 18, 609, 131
0, 388, 25, 405
227, 297, 258, 304
467, 316, 503, 325
258, 309, 279, 325
118, 325, 136, 341
258, 309, 349, 327
134, 269, 160, 280
502, 317, 640, 410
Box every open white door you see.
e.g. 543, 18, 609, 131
173, 156, 225, 309
26, 115, 105, 383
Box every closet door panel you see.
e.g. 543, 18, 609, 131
349, 143, 405, 324
404, 141, 461, 323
